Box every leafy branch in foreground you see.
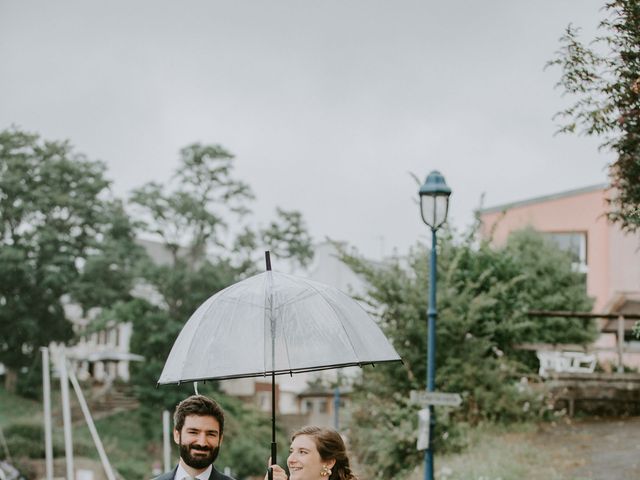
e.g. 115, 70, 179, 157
548, 1, 640, 230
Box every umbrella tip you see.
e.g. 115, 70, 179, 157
265, 251, 272, 271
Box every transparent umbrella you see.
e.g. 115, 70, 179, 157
158, 253, 402, 474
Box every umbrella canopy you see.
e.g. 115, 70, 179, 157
158, 269, 401, 385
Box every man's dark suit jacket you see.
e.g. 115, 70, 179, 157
153, 465, 235, 480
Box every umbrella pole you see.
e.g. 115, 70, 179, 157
266, 250, 276, 480
270, 369, 277, 480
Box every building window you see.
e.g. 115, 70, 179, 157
256, 392, 270, 411
318, 400, 328, 413
302, 400, 313, 414
544, 232, 587, 273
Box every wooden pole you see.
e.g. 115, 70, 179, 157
40, 347, 54, 480
163, 410, 171, 472
617, 315, 625, 373
68, 365, 117, 480
59, 348, 75, 480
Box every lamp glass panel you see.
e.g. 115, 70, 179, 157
420, 194, 449, 229
420, 195, 436, 227
434, 195, 449, 228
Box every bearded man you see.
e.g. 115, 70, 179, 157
154, 395, 234, 480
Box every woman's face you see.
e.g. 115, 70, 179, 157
287, 434, 334, 480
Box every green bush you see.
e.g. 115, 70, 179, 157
339, 228, 595, 479
0, 422, 93, 460
16, 361, 42, 400
0, 423, 56, 459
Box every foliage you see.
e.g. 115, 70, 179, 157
15, 353, 43, 399
0, 129, 312, 476
124, 143, 256, 429
215, 394, 288, 479
0, 423, 62, 459
261, 208, 314, 269
339, 229, 594, 479
70, 200, 146, 311
74, 408, 162, 480
124, 141, 313, 414
129, 143, 254, 265
0, 127, 138, 391
548, 0, 640, 230
0, 422, 92, 460
110, 141, 310, 476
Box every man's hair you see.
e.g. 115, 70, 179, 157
173, 395, 225, 435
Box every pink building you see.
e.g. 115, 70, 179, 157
479, 184, 640, 369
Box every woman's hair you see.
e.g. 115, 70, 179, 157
291, 426, 357, 480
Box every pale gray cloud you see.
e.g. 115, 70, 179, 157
0, 0, 610, 259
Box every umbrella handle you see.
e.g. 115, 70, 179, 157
268, 466, 273, 480
271, 441, 277, 467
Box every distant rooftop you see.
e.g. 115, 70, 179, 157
479, 183, 608, 215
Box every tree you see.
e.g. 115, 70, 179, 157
261, 207, 314, 270
0, 127, 122, 391
130, 143, 254, 266
117, 141, 311, 476
339, 229, 595, 479
548, 0, 640, 230
70, 200, 146, 311
125, 143, 257, 422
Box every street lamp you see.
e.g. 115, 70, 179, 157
418, 170, 451, 480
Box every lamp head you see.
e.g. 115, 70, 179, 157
419, 170, 451, 230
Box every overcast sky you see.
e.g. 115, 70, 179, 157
0, 1, 612, 260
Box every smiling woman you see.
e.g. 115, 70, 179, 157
267, 426, 357, 480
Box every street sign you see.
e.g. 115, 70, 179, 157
410, 390, 462, 407
416, 408, 430, 451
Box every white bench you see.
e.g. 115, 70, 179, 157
536, 351, 596, 377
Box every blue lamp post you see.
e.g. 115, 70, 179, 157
418, 170, 451, 480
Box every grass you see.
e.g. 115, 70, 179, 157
0, 384, 42, 428
0, 384, 164, 479
74, 409, 161, 479
404, 422, 589, 480
436, 423, 566, 480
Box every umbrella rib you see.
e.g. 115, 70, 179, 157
270, 272, 323, 311
280, 300, 296, 374
273, 289, 316, 310
218, 295, 266, 309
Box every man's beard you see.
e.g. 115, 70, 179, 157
179, 441, 220, 470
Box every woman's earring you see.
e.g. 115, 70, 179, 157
320, 465, 332, 477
